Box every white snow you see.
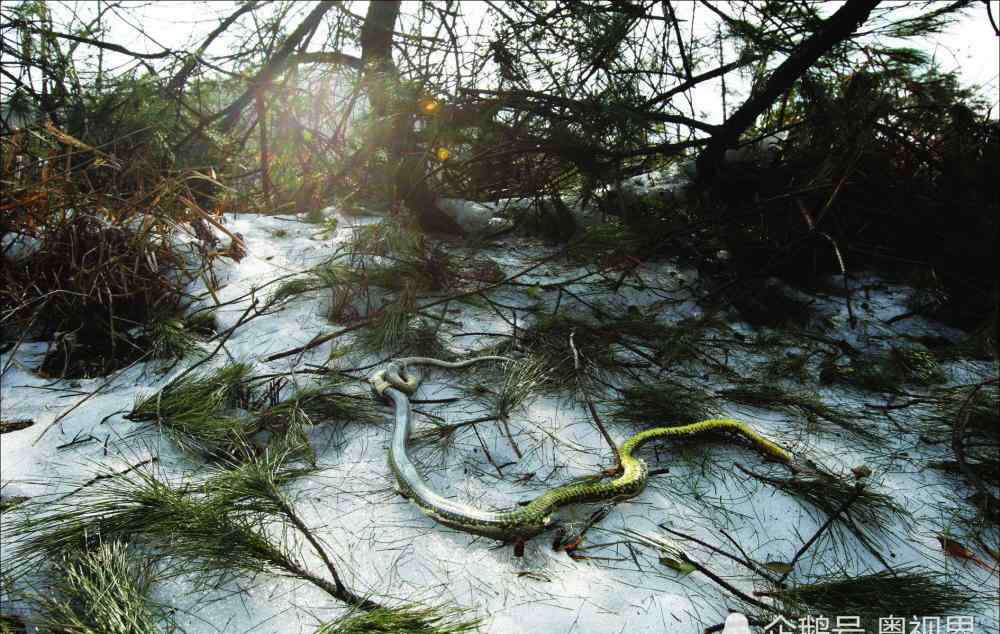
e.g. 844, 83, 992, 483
1, 199, 996, 633
0, 232, 42, 262
437, 198, 500, 234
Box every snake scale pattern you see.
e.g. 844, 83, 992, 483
371, 356, 793, 542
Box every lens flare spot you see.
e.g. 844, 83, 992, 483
419, 98, 440, 114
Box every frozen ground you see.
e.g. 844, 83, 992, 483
1, 200, 997, 633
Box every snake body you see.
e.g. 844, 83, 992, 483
372, 356, 793, 542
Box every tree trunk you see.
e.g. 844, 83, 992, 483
361, 1, 400, 74
359, 1, 463, 234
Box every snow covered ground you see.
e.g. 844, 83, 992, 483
1, 199, 997, 633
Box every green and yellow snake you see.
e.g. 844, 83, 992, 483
371, 356, 793, 542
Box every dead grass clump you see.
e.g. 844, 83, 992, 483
1, 125, 237, 378
4, 213, 187, 378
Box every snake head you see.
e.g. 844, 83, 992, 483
369, 369, 392, 400
388, 362, 422, 394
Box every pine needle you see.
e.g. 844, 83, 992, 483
741, 463, 908, 551
8, 446, 356, 605
822, 346, 946, 392
611, 380, 721, 427
762, 566, 975, 625
32, 541, 164, 634
129, 363, 256, 458
466, 357, 545, 420
317, 604, 481, 634
720, 381, 870, 438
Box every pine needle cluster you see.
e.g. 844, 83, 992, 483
720, 381, 868, 438
29, 540, 164, 634
764, 567, 975, 628
128, 364, 371, 460
129, 363, 255, 458
317, 604, 481, 634
611, 380, 721, 428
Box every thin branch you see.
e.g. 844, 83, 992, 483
777, 484, 866, 584
640, 55, 759, 111
218, 1, 338, 131
664, 1, 693, 80
286, 51, 363, 69
33, 351, 152, 445
660, 525, 775, 580
7, 19, 174, 59
264, 247, 568, 363
986, 0, 1000, 36
272, 493, 347, 595
570, 330, 620, 467
165, 1, 263, 92
54, 458, 159, 502
696, 0, 881, 180
685, 555, 792, 617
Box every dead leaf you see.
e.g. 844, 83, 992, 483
851, 465, 872, 478
764, 561, 794, 574
659, 553, 697, 576
937, 534, 993, 571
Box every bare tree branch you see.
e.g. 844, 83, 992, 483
7, 18, 174, 59
166, 1, 264, 93
219, 1, 338, 131
695, 0, 882, 181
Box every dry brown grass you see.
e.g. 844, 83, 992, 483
1, 124, 243, 377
